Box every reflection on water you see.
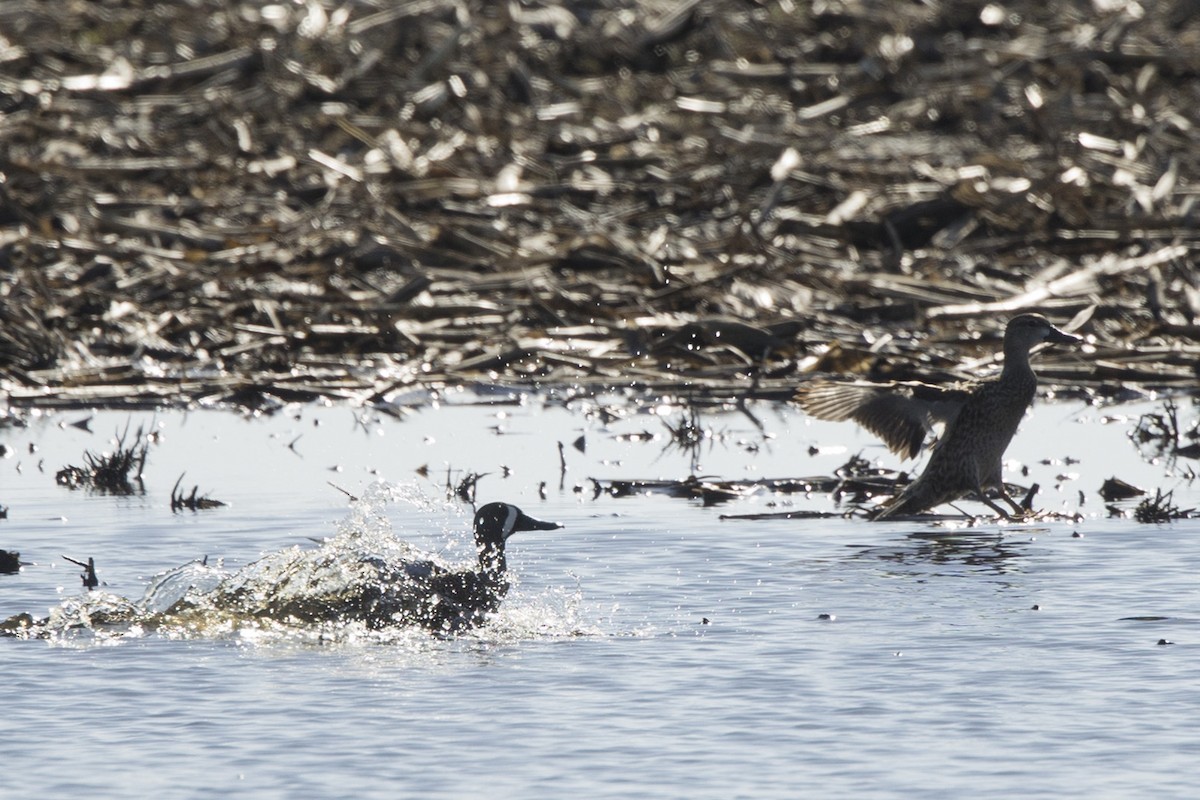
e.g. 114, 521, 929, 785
849, 529, 1034, 576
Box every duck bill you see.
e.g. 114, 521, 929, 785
1046, 326, 1083, 345
510, 510, 563, 536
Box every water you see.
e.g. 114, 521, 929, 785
2, 393, 1198, 798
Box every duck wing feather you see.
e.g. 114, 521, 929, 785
796, 380, 973, 460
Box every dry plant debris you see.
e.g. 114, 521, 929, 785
1130, 398, 1200, 466
170, 474, 227, 512
0, 1, 1199, 410
0, 549, 20, 574
62, 555, 100, 590
55, 424, 149, 494
1134, 488, 1195, 524
1099, 476, 1146, 502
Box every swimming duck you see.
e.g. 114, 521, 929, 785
405, 501, 563, 630
796, 313, 1081, 519
1, 502, 564, 638
200, 501, 563, 633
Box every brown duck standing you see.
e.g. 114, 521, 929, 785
796, 314, 1082, 519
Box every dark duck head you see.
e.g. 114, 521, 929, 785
417, 502, 562, 631
999, 313, 1081, 374
470, 501, 563, 593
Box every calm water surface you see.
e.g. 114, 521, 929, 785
1, 392, 1198, 798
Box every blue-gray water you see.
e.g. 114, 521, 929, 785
2, 394, 1198, 798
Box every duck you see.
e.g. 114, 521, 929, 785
796, 313, 1081, 519
2, 502, 564, 638
200, 501, 563, 633
401, 501, 563, 631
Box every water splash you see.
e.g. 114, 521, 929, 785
5, 482, 588, 645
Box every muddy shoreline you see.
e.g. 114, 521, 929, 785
1, 1, 1198, 412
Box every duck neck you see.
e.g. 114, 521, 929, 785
477, 543, 508, 591
1000, 340, 1036, 383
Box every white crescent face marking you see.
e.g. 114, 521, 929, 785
503, 504, 519, 538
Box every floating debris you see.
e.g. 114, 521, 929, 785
170, 475, 227, 512
831, 453, 902, 507
661, 407, 712, 473
720, 509, 848, 521
589, 474, 834, 505
55, 425, 149, 494
1131, 400, 1200, 466
450, 471, 486, 504
62, 555, 100, 590
1134, 489, 1196, 524
1099, 477, 1147, 502
0, 550, 20, 574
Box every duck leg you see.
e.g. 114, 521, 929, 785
975, 485, 1033, 520
998, 487, 1028, 517
971, 474, 1024, 520
981, 461, 1029, 519
977, 491, 1016, 520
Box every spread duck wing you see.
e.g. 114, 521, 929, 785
796, 380, 973, 460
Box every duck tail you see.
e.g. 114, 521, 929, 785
869, 480, 937, 520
